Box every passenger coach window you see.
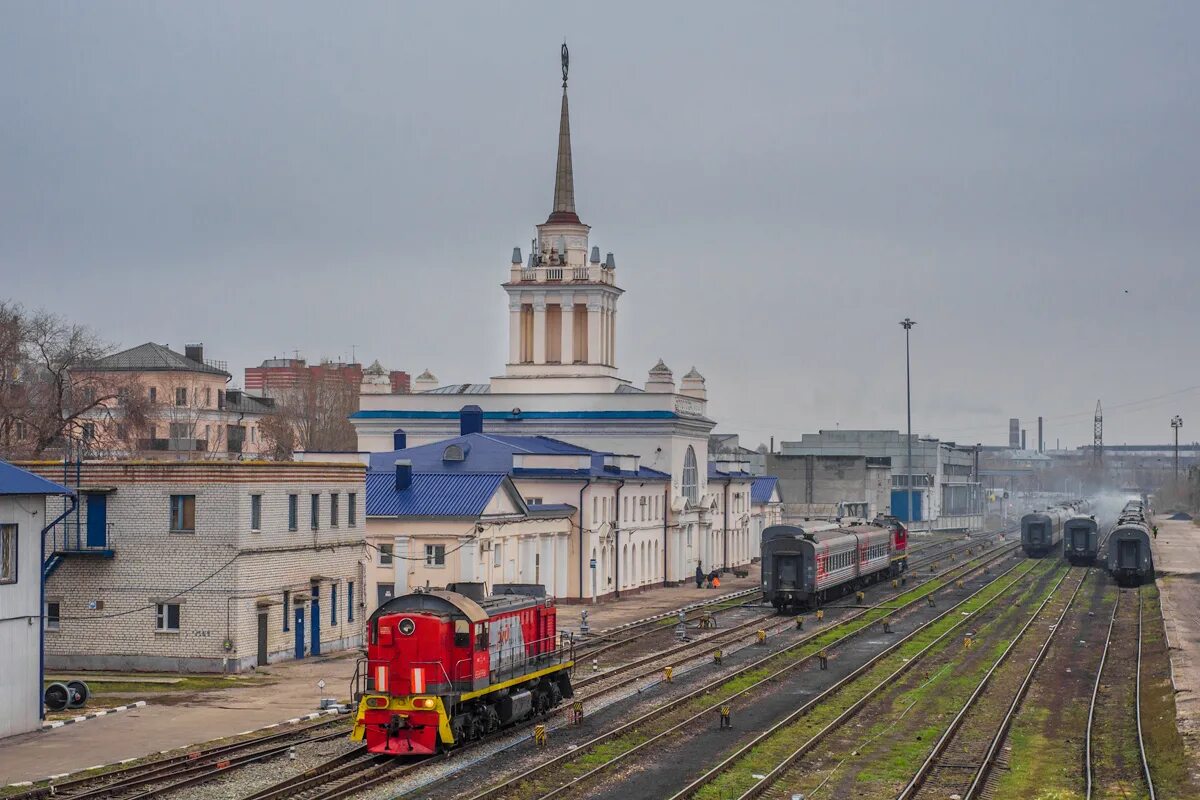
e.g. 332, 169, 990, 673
454, 619, 470, 648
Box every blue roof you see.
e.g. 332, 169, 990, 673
352, 409, 684, 421
752, 476, 780, 505
369, 433, 669, 481
708, 463, 755, 481
0, 461, 73, 496
365, 472, 508, 518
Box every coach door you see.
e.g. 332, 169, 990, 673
775, 555, 801, 590
1118, 539, 1139, 570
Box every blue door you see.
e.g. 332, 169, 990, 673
310, 589, 321, 656
294, 606, 305, 659
86, 494, 107, 548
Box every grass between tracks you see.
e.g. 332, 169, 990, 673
690, 558, 1055, 800
500, 550, 1016, 798
1139, 584, 1200, 798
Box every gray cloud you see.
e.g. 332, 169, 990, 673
2, 2, 1197, 448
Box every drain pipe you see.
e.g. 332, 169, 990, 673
40, 493, 77, 720
723, 479, 731, 572
662, 483, 670, 586
613, 480, 625, 599
577, 481, 588, 601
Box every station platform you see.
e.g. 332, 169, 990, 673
1150, 516, 1200, 778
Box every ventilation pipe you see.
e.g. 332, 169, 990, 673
460, 405, 484, 436
393, 429, 407, 451
394, 459, 413, 491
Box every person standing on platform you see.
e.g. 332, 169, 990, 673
695, 562, 705, 588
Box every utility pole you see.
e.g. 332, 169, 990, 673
1093, 400, 1103, 468
1172, 415, 1183, 482
900, 318, 917, 529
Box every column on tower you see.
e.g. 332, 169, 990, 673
509, 301, 522, 364
609, 304, 617, 367
532, 298, 547, 364
587, 300, 602, 367
574, 303, 588, 363
560, 299, 574, 366
545, 303, 562, 363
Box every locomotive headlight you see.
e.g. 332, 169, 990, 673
398, 618, 416, 636
413, 697, 436, 710
365, 696, 390, 709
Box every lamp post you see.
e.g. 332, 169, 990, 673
1171, 415, 1183, 482
900, 318, 917, 529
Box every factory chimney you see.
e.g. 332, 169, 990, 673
1037, 417, 1044, 454
1021, 429, 1027, 450
1009, 418, 1020, 449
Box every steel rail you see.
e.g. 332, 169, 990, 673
1136, 589, 1157, 800
907, 565, 1086, 799
1085, 585, 1121, 799
475, 547, 1029, 800
239, 746, 379, 800
10, 717, 349, 800
675, 559, 1056, 800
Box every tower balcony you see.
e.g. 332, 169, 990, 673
509, 264, 616, 286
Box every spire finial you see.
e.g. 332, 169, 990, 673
547, 42, 580, 224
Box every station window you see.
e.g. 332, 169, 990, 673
45, 601, 60, 631
155, 603, 181, 632
250, 495, 262, 531
331, 584, 338, 624
169, 495, 196, 533
347, 582, 354, 622
283, 590, 290, 631
311, 494, 320, 530
425, 544, 446, 567
0, 524, 16, 584
288, 494, 298, 531
379, 543, 394, 565
330, 493, 340, 527
348, 493, 357, 527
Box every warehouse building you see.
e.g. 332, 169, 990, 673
22, 460, 366, 672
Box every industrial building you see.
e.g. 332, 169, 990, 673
0, 461, 73, 738
22, 460, 366, 673
775, 430, 983, 532
765, 451, 893, 522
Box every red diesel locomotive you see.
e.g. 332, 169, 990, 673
351, 583, 574, 755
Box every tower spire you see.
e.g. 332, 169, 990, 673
547, 42, 581, 224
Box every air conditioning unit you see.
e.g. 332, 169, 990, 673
480, 540, 493, 552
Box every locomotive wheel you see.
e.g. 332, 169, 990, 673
66, 680, 90, 709
548, 681, 563, 707
44, 682, 70, 712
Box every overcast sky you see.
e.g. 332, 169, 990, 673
3, 3, 1197, 449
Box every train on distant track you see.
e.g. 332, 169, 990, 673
761, 516, 908, 611
1020, 499, 1091, 557
1107, 499, 1155, 586
351, 583, 573, 756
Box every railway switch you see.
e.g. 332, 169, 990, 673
756, 629, 767, 645
719, 705, 732, 729
663, 666, 673, 683
795, 616, 804, 630
713, 648, 723, 664
534, 724, 547, 746
572, 700, 584, 724
818, 650, 829, 670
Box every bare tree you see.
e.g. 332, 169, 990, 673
0, 301, 149, 458
260, 372, 358, 457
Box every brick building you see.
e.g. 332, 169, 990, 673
23, 460, 366, 672
245, 357, 410, 397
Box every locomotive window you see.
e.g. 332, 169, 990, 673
475, 622, 489, 650
454, 619, 470, 648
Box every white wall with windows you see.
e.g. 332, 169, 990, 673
0, 493, 51, 737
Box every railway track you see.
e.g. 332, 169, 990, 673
453, 542, 1027, 800
239, 745, 418, 800
658, 558, 1058, 800
900, 565, 1089, 800
1086, 587, 1156, 800
9, 717, 350, 800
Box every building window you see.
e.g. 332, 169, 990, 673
169, 495, 196, 533
348, 493, 357, 527
347, 582, 354, 622
425, 544, 446, 567
311, 494, 320, 530
175, 387, 188, 406
204, 387, 211, 407
526, 497, 543, 506
493, 541, 502, 568
331, 584, 338, 624
283, 590, 290, 631
288, 494, 298, 530
250, 495, 262, 531
155, 603, 181, 632
250, 427, 256, 443
379, 543, 393, 565
148, 386, 157, 403
0, 524, 15, 584
45, 601, 60, 631
682, 446, 699, 504
330, 493, 339, 527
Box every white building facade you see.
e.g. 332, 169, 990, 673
351, 54, 745, 586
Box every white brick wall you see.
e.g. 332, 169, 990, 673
27, 462, 366, 673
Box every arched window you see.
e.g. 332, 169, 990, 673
682, 446, 699, 505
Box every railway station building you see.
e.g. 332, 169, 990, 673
362, 423, 673, 609
348, 56, 765, 589
19, 459, 367, 672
